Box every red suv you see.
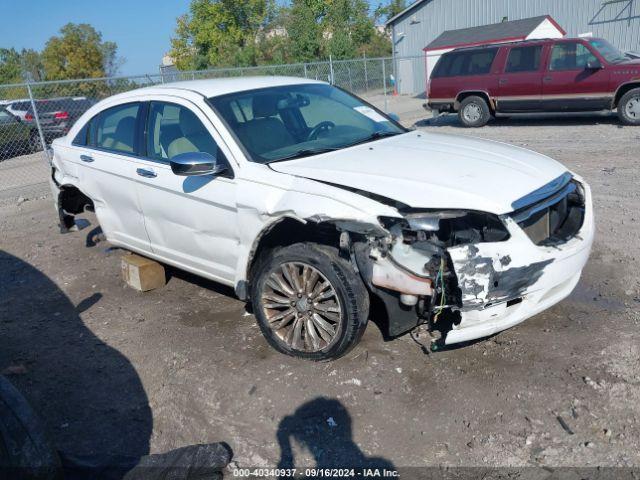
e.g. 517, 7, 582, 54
427, 37, 640, 127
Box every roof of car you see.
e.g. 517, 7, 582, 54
137, 76, 325, 98
440, 36, 597, 54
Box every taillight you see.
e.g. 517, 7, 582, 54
54, 111, 69, 120
25, 113, 33, 121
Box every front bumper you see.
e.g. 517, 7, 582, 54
443, 180, 594, 345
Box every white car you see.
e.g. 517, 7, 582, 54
49, 77, 594, 360
5, 99, 32, 121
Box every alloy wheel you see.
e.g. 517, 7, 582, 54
261, 262, 342, 352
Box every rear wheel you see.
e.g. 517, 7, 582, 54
618, 88, 640, 125
29, 131, 42, 153
251, 243, 369, 361
458, 95, 491, 127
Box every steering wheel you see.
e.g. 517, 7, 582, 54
307, 121, 335, 141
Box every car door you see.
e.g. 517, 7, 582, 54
134, 98, 239, 283
542, 40, 611, 111
495, 44, 546, 112
72, 102, 151, 253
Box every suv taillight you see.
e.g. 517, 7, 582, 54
25, 113, 33, 121
54, 111, 69, 120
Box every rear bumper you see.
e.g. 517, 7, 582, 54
443, 178, 594, 345
427, 100, 454, 112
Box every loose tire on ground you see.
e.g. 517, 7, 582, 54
251, 243, 369, 361
617, 88, 640, 126
458, 95, 491, 128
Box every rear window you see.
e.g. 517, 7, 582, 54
10, 101, 31, 111
34, 100, 67, 113
432, 48, 498, 78
505, 46, 543, 73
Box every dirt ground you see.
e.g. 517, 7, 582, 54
1, 107, 640, 474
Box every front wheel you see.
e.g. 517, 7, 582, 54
458, 95, 491, 127
618, 88, 640, 125
251, 243, 369, 361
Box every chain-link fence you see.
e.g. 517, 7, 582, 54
0, 55, 427, 199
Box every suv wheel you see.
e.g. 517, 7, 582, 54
458, 96, 491, 127
618, 88, 640, 125
251, 243, 369, 361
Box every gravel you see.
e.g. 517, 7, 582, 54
1, 108, 640, 470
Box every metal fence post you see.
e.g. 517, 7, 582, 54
26, 83, 49, 162
329, 55, 334, 85
303, 63, 308, 78
363, 54, 368, 90
382, 58, 388, 113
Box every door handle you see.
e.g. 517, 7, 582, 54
80, 154, 94, 163
499, 78, 508, 85
543, 76, 553, 83
136, 168, 157, 178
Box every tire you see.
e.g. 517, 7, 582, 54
617, 88, 640, 125
458, 95, 491, 127
0, 376, 61, 478
251, 243, 369, 361
29, 131, 42, 153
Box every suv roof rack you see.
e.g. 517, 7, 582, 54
450, 37, 591, 53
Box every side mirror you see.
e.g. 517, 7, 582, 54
586, 59, 602, 70
169, 151, 226, 177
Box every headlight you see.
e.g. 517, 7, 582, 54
380, 210, 510, 247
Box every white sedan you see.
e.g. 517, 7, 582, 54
50, 77, 594, 360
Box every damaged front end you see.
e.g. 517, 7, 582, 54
351, 174, 593, 348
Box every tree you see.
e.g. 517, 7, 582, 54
326, 0, 377, 59
286, 0, 325, 63
170, 0, 392, 70
20, 49, 45, 82
42, 23, 121, 80
374, 0, 407, 22
0, 48, 22, 84
170, 0, 276, 70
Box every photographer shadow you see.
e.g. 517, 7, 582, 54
276, 397, 394, 471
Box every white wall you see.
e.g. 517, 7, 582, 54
526, 18, 565, 40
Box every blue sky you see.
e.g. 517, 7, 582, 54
0, 0, 384, 76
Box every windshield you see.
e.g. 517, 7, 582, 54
588, 38, 627, 64
208, 83, 406, 163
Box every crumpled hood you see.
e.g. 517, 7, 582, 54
269, 131, 568, 214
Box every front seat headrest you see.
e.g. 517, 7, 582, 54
252, 95, 282, 118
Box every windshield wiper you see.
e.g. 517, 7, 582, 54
268, 146, 339, 163
341, 131, 403, 148
266, 131, 403, 163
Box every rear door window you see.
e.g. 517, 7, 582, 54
505, 46, 543, 73
94, 103, 141, 154
467, 49, 497, 75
